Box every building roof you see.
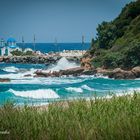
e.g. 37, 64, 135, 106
9, 45, 17, 49
7, 38, 16, 43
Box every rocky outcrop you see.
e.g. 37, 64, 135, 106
108, 68, 136, 79
34, 66, 140, 79
34, 67, 97, 77
60, 67, 85, 76
81, 57, 93, 70
131, 67, 140, 78
0, 56, 81, 65
0, 56, 61, 65
0, 78, 11, 82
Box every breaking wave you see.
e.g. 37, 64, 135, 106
66, 87, 83, 93
2, 66, 19, 73
8, 89, 60, 99
47, 57, 79, 72
81, 85, 94, 91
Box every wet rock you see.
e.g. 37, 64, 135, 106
82, 69, 97, 75
24, 74, 32, 77
108, 68, 136, 79
0, 78, 11, 82
60, 67, 85, 76
131, 66, 140, 78
35, 70, 50, 77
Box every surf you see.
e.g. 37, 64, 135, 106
9, 89, 60, 99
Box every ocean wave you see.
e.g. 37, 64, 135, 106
2, 66, 19, 73
46, 57, 79, 72
79, 74, 109, 79
66, 87, 83, 93
8, 89, 60, 99
81, 85, 94, 91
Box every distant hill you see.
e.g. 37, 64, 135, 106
89, 0, 140, 69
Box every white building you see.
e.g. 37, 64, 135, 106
0, 38, 18, 56
0, 39, 6, 56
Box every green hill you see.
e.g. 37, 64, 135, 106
89, 0, 140, 69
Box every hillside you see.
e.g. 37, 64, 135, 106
89, 0, 140, 69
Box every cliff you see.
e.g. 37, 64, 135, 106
88, 0, 140, 69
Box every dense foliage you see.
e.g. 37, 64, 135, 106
11, 50, 34, 56
0, 93, 140, 140
90, 0, 140, 69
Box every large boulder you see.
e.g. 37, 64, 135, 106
82, 69, 97, 75
131, 66, 140, 78
35, 67, 85, 77
35, 70, 51, 77
109, 68, 136, 79
60, 67, 85, 76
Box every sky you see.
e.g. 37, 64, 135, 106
0, 0, 133, 43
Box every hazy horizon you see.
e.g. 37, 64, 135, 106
0, 0, 133, 43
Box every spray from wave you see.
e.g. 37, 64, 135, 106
9, 89, 60, 99
47, 57, 79, 72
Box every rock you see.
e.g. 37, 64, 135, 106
34, 67, 85, 77
0, 57, 3, 62
131, 66, 140, 78
109, 68, 136, 79
96, 68, 111, 75
82, 69, 97, 75
24, 74, 32, 77
81, 57, 93, 70
60, 67, 85, 76
0, 78, 11, 82
35, 70, 50, 77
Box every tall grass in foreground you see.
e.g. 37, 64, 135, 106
0, 93, 140, 140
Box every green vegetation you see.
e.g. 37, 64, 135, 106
90, 0, 140, 69
0, 93, 140, 140
11, 50, 34, 56
11, 50, 23, 56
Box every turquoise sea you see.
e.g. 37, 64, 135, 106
0, 61, 140, 106
0, 43, 140, 106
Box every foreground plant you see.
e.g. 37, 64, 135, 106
0, 93, 140, 140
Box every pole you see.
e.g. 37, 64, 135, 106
82, 35, 85, 55
33, 34, 36, 51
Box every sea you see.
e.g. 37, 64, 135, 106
17, 43, 90, 53
0, 43, 140, 106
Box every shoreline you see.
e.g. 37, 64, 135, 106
1, 90, 139, 109
34, 66, 140, 80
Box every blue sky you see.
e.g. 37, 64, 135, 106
0, 0, 133, 43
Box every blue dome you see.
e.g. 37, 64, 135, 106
7, 38, 16, 43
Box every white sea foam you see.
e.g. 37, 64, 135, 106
81, 85, 94, 91
9, 89, 60, 99
0, 67, 39, 80
47, 57, 79, 72
79, 74, 109, 79
2, 66, 19, 73
66, 87, 83, 93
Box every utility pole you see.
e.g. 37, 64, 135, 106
33, 34, 36, 52
54, 37, 59, 52
22, 36, 25, 48
82, 35, 85, 55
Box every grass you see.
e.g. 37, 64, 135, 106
0, 93, 140, 140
